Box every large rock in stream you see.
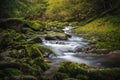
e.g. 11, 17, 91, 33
45, 32, 69, 40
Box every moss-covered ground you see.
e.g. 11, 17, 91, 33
73, 15, 120, 54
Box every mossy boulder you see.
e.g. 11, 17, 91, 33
0, 21, 50, 80
39, 46, 54, 57
54, 72, 69, 80
55, 62, 120, 80
30, 37, 42, 43
45, 32, 68, 40
9, 44, 45, 59
9, 49, 26, 59
0, 62, 41, 79
0, 18, 25, 32
76, 75, 88, 80
4, 68, 22, 76
58, 62, 88, 77
21, 27, 35, 35
45, 21, 69, 32
25, 44, 43, 59
0, 43, 50, 79
0, 29, 26, 50
33, 57, 49, 71
27, 20, 45, 31
54, 62, 94, 80
0, 18, 45, 33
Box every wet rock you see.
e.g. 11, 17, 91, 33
92, 49, 109, 54
82, 44, 96, 52
45, 32, 68, 40
44, 58, 52, 63
0, 18, 25, 32
66, 34, 72, 38
109, 50, 120, 54
76, 48, 83, 52
31, 37, 42, 43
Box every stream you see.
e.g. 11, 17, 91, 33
42, 26, 120, 78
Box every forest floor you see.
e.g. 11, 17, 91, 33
73, 15, 120, 54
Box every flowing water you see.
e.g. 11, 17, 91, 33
43, 26, 120, 68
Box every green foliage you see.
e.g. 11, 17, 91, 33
54, 72, 69, 80
0, 0, 47, 18
4, 68, 22, 76
0, 0, 28, 18
45, 0, 120, 21
23, 44, 43, 59
0, 0, 120, 21
0, 18, 25, 31
88, 68, 120, 80
57, 62, 89, 78
54, 62, 120, 80
38, 45, 54, 57
0, 18, 46, 33
30, 37, 42, 43
0, 29, 26, 50
0, 28, 52, 79
33, 57, 49, 71
9, 43, 44, 59
21, 27, 35, 35
27, 20, 45, 31
46, 0, 95, 21
0, 0, 120, 80
73, 16, 120, 52
45, 21, 69, 32
76, 75, 88, 80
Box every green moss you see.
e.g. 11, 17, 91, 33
45, 21, 69, 32
39, 45, 54, 57
73, 15, 120, 53
58, 62, 88, 78
0, 29, 50, 78
33, 57, 49, 71
0, 29, 26, 51
54, 72, 69, 80
25, 44, 43, 58
30, 37, 42, 43
21, 27, 35, 35
0, 18, 46, 33
4, 68, 22, 76
76, 75, 88, 80
54, 62, 120, 80
45, 32, 68, 40
9, 49, 26, 59
9, 44, 43, 59
27, 20, 45, 31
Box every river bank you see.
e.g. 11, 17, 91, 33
42, 26, 120, 80
73, 15, 120, 54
